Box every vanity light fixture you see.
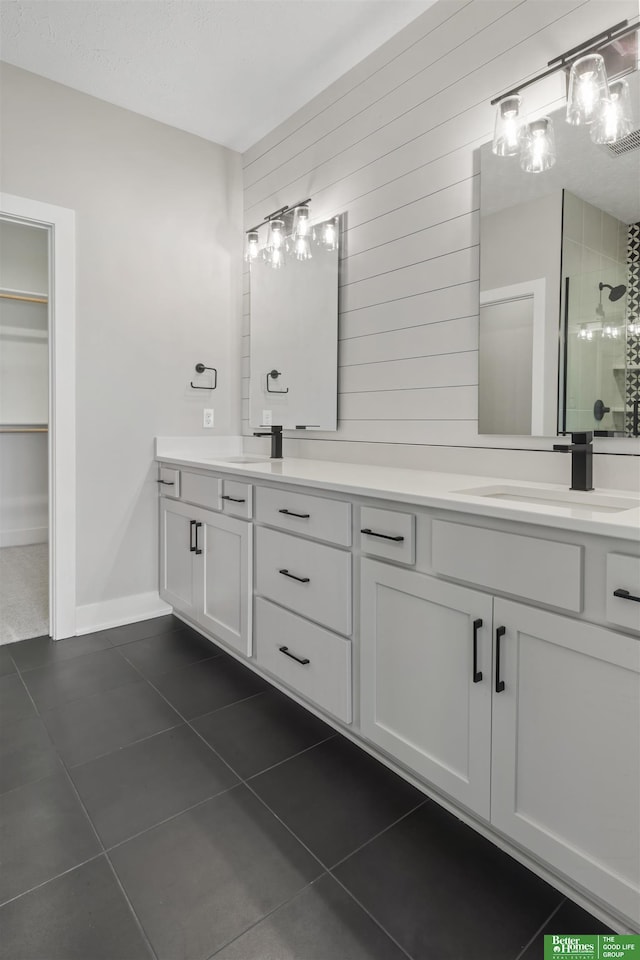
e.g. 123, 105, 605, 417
245, 198, 339, 267
245, 231, 260, 262
490, 19, 639, 171
316, 216, 339, 251
290, 203, 313, 261
577, 324, 594, 341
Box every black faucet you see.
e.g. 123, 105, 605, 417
552, 431, 593, 491
253, 424, 283, 459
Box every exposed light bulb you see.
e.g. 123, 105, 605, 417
566, 54, 609, 126
577, 324, 594, 341
292, 235, 312, 261
591, 78, 634, 144
316, 217, 339, 250
519, 117, 556, 173
492, 95, 522, 156
601, 323, 620, 339
245, 231, 260, 262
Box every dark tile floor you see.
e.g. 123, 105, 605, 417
0, 616, 612, 960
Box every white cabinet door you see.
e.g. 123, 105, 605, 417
194, 507, 252, 657
360, 559, 493, 819
491, 598, 640, 926
159, 498, 199, 619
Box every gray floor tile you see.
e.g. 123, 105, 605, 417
0, 645, 16, 676
0, 856, 153, 959
518, 898, 614, 960
110, 785, 321, 960
99, 614, 183, 646
0, 772, 100, 903
334, 801, 564, 960
41, 679, 182, 767
215, 874, 407, 960
0, 713, 61, 795
70, 724, 239, 847
21, 647, 139, 711
0, 673, 36, 725
250, 735, 424, 867
192, 688, 334, 779
118, 625, 222, 679
151, 654, 268, 719
8, 631, 113, 673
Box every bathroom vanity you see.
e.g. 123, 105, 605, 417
155, 444, 640, 932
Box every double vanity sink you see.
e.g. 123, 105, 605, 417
155, 437, 640, 933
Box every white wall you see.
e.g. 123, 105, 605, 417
241, 0, 639, 489
0, 63, 243, 619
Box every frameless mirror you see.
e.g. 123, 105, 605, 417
479, 69, 640, 437
249, 218, 339, 431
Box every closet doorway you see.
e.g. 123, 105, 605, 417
0, 220, 50, 641
0, 194, 76, 643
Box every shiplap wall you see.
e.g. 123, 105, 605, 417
241, 0, 640, 485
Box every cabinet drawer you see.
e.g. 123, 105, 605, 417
606, 554, 640, 633
255, 598, 352, 723
221, 479, 252, 519
255, 486, 351, 546
360, 506, 415, 565
180, 471, 221, 511
157, 467, 180, 498
255, 526, 351, 635
431, 520, 582, 613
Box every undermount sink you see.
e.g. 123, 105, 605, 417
216, 455, 271, 464
457, 485, 640, 514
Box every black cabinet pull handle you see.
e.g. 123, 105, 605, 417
222, 495, 246, 503
279, 645, 310, 665
278, 509, 310, 519
279, 568, 310, 583
473, 618, 483, 683
156, 479, 175, 485
361, 528, 404, 542
495, 626, 506, 693
613, 588, 640, 603
194, 521, 202, 556
189, 520, 196, 552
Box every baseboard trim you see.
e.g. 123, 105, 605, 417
0, 527, 48, 547
75, 591, 172, 635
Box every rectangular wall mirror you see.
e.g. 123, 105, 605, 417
479, 69, 639, 438
249, 215, 339, 432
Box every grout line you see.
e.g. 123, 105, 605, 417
8, 665, 161, 960
63, 722, 184, 771
327, 796, 429, 873
327, 872, 416, 960
513, 899, 566, 960
244, 733, 337, 782
0, 853, 104, 909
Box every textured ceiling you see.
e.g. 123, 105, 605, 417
0, 0, 434, 152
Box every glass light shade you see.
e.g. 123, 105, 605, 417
566, 54, 609, 126
291, 235, 312, 261
590, 78, 634, 144
519, 117, 556, 173
264, 218, 286, 268
291, 204, 311, 239
577, 324, 594, 341
270, 245, 286, 269
492, 95, 522, 156
601, 323, 620, 339
315, 216, 339, 250
245, 230, 260, 262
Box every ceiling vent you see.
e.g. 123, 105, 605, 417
605, 128, 640, 155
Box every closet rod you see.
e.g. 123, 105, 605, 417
0, 292, 48, 304
0, 427, 48, 433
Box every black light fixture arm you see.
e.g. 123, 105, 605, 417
246, 197, 312, 235
491, 18, 637, 105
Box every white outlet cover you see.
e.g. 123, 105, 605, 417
203, 408, 214, 428
262, 409, 272, 426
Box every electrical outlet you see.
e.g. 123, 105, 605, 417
262, 409, 273, 426
203, 408, 214, 428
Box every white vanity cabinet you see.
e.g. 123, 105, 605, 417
491, 599, 640, 926
360, 559, 493, 817
159, 494, 252, 657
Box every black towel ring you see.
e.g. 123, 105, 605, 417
191, 363, 217, 390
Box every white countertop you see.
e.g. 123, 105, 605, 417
155, 438, 640, 542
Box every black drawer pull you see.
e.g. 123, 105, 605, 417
279, 568, 310, 583
472, 618, 483, 683
279, 645, 310, 665
613, 588, 640, 603
495, 626, 506, 693
194, 521, 202, 556
222, 495, 246, 503
361, 528, 404, 542
189, 519, 196, 553
156, 479, 175, 485
279, 509, 310, 519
